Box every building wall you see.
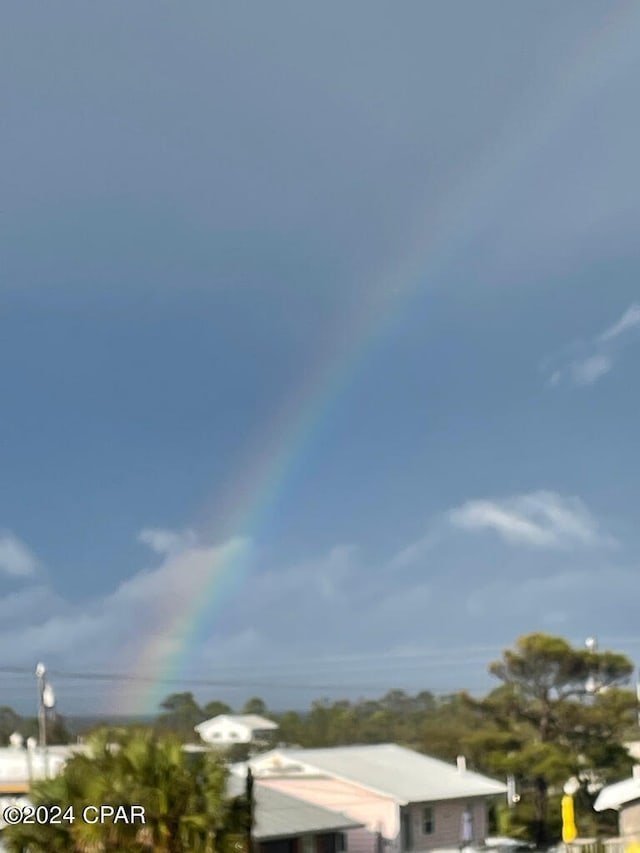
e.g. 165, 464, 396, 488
0, 747, 68, 784
199, 720, 253, 744
346, 827, 382, 853
402, 798, 487, 851
620, 801, 640, 836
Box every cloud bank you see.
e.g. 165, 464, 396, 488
0, 493, 626, 714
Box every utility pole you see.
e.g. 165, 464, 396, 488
35, 662, 55, 778
35, 662, 46, 749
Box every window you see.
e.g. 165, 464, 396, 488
461, 806, 473, 844
423, 807, 434, 835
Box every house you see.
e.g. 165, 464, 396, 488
231, 744, 507, 853
626, 743, 640, 763
594, 767, 640, 838
195, 714, 279, 746
0, 740, 86, 793
228, 774, 363, 853
0, 740, 88, 829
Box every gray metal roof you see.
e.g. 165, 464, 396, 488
252, 785, 362, 840
263, 744, 507, 804
226, 775, 362, 840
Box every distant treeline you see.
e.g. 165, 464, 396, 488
3, 634, 637, 845
148, 633, 639, 845
0, 705, 70, 745
152, 689, 479, 760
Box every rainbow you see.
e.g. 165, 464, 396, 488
127, 2, 640, 715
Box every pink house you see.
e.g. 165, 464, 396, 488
232, 744, 507, 853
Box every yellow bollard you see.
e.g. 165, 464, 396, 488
561, 795, 577, 844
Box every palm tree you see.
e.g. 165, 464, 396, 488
3, 727, 250, 853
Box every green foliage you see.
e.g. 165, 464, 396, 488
3, 727, 249, 853
203, 700, 233, 718
0, 706, 24, 743
20, 713, 72, 745
241, 697, 267, 715
0, 706, 71, 746
147, 633, 636, 849
470, 633, 635, 847
156, 692, 205, 740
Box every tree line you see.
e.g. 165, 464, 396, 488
0, 706, 70, 746
1, 633, 637, 849
153, 634, 638, 845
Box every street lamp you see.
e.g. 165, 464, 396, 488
585, 637, 598, 695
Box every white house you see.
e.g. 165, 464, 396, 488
0, 737, 86, 795
231, 744, 507, 853
594, 767, 640, 838
195, 714, 279, 746
0, 737, 88, 829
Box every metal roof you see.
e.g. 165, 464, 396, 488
252, 785, 362, 840
196, 714, 278, 731
250, 744, 507, 804
226, 777, 362, 841
594, 776, 640, 811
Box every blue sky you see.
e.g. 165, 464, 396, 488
1, 1, 640, 714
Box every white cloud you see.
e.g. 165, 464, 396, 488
448, 490, 608, 550
569, 354, 613, 386
0, 532, 39, 576
390, 529, 443, 569
545, 303, 640, 389
598, 303, 640, 344
0, 535, 251, 709
0, 492, 622, 713
137, 527, 197, 556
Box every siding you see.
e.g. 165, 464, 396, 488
620, 801, 640, 836
404, 798, 487, 850
346, 827, 382, 853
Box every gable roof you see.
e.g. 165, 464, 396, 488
247, 744, 506, 804
195, 714, 278, 733
594, 776, 640, 811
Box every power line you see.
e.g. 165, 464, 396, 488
1, 634, 635, 696
0, 664, 492, 695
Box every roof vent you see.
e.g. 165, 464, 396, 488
633, 765, 640, 779
457, 756, 467, 773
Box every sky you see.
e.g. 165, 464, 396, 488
1, 1, 640, 716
